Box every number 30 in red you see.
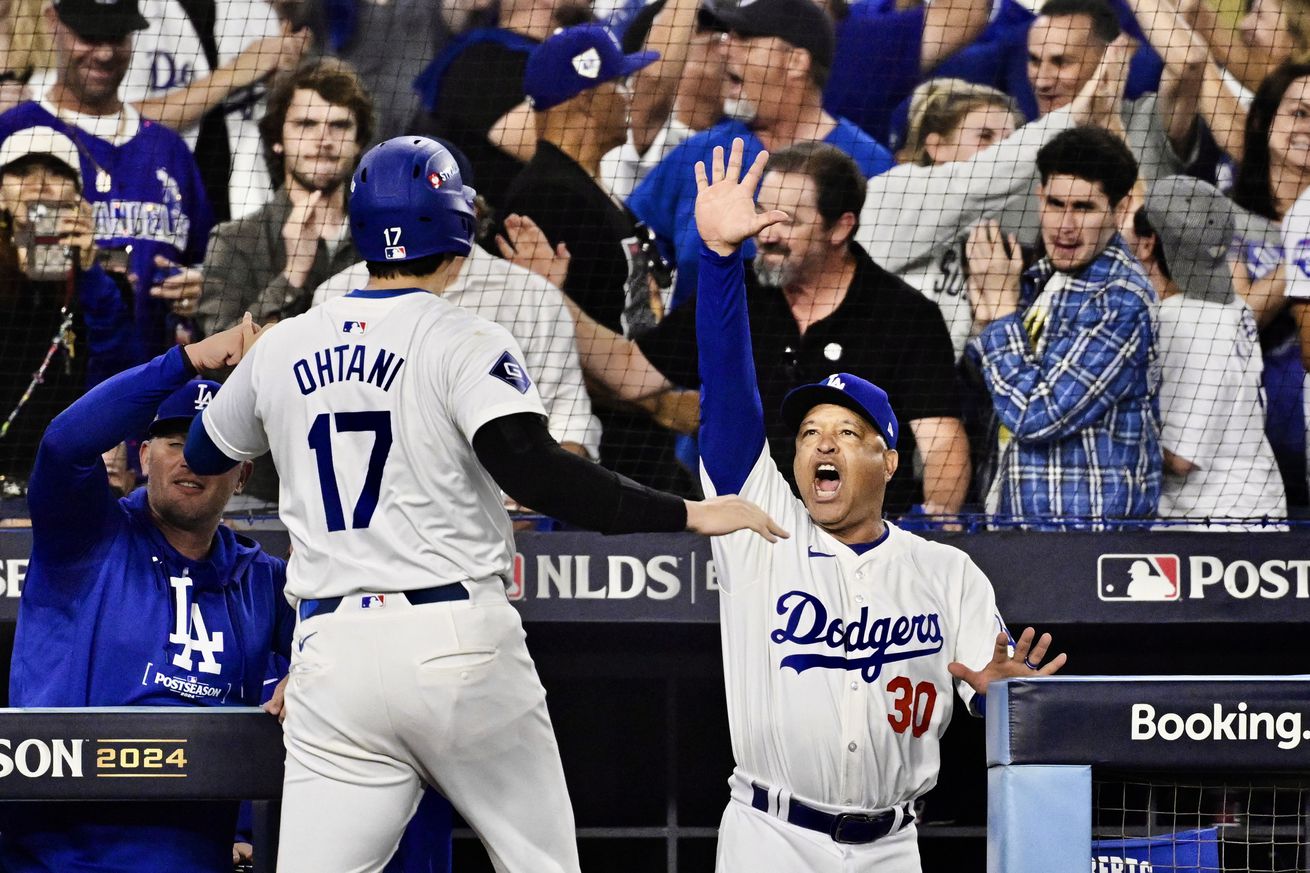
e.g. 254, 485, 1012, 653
886, 677, 937, 738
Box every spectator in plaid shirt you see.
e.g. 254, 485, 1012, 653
964, 125, 1161, 528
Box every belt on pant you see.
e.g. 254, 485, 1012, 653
298, 582, 470, 622
750, 782, 913, 845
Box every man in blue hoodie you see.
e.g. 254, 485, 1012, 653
0, 316, 295, 872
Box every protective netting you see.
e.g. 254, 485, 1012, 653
0, 0, 1303, 530
1094, 771, 1310, 873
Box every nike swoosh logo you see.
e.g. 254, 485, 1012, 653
296, 632, 319, 653
807, 547, 835, 558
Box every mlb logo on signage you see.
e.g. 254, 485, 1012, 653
507, 553, 525, 601
343, 321, 367, 335
1098, 555, 1181, 602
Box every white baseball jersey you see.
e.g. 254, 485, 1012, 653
703, 446, 1005, 812
314, 248, 602, 456
123, 0, 282, 217
1283, 185, 1310, 301
1156, 294, 1286, 526
201, 287, 547, 600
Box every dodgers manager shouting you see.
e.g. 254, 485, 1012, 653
692, 138, 1068, 873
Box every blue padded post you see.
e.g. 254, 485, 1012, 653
987, 764, 1091, 873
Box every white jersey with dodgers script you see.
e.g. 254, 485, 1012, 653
703, 446, 1005, 811
201, 288, 547, 601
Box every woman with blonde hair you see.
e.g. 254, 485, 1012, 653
899, 78, 1023, 168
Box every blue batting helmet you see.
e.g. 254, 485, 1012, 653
349, 136, 476, 263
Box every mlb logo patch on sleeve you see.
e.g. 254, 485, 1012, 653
490, 351, 532, 394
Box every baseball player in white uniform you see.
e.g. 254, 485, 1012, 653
691, 138, 1068, 873
183, 136, 785, 873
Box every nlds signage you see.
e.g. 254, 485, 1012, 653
1099, 553, 1310, 602
511, 551, 713, 601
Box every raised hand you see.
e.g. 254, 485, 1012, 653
1071, 35, 1136, 130
185, 312, 264, 372
965, 220, 1023, 328
282, 189, 326, 289
694, 138, 789, 256
946, 626, 1067, 697
684, 494, 790, 543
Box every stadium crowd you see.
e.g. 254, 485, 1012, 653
0, 0, 1304, 529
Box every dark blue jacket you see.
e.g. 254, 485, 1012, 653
1, 345, 292, 873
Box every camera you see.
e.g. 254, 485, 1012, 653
14, 201, 72, 281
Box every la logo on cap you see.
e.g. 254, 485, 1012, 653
825, 374, 846, 390
193, 384, 215, 411
572, 47, 601, 78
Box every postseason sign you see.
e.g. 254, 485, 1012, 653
0, 708, 284, 800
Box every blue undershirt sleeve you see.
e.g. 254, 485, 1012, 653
184, 414, 240, 475
28, 345, 197, 560
697, 245, 767, 496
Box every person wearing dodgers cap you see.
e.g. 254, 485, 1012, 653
503, 23, 701, 494
781, 372, 899, 453
523, 23, 659, 111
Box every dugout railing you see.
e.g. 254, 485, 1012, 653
987, 677, 1310, 873
2, 532, 1310, 871
0, 708, 285, 870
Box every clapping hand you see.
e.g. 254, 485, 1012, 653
694, 138, 788, 256
496, 213, 571, 289
965, 220, 1023, 328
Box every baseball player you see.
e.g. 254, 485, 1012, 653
0, 317, 293, 872
692, 138, 1067, 872
184, 136, 785, 873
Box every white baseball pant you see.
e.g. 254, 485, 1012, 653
275, 585, 580, 873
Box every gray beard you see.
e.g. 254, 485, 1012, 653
753, 253, 789, 289
723, 96, 758, 124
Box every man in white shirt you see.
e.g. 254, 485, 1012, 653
122, 0, 309, 218
315, 246, 603, 460
1135, 175, 1285, 527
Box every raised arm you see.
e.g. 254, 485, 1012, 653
629, 0, 697, 153
858, 37, 1134, 270
30, 319, 257, 559
133, 25, 309, 132
921, 0, 994, 72
694, 139, 788, 495
1128, 0, 1245, 160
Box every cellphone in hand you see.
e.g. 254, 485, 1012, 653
15, 201, 71, 281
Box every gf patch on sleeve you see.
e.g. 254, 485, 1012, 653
489, 350, 532, 394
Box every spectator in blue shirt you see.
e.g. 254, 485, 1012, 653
628, 0, 895, 306
965, 125, 1161, 528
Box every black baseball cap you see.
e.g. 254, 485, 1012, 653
701, 0, 835, 70
53, 0, 149, 41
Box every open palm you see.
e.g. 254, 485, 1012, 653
694, 138, 789, 256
